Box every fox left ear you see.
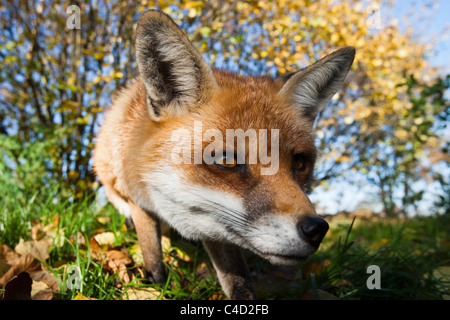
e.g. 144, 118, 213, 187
135, 10, 218, 121
278, 46, 355, 125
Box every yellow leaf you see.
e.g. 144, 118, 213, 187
414, 117, 424, 125
188, 8, 197, 18
122, 287, 161, 300
93, 52, 105, 60
72, 292, 95, 300
343, 116, 354, 125
331, 33, 339, 43
274, 57, 283, 66
112, 71, 123, 79
93, 232, 117, 246
96, 217, 110, 225
395, 129, 408, 140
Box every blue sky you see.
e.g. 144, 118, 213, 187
392, 0, 450, 74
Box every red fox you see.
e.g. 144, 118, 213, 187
93, 10, 355, 299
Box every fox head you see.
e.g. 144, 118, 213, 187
131, 10, 355, 266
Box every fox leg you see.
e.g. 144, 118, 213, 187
129, 201, 166, 284
203, 240, 256, 300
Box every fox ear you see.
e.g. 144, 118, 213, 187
136, 10, 218, 121
278, 46, 355, 125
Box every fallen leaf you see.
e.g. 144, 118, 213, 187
42, 225, 65, 249
129, 244, 143, 266
89, 237, 102, 254
31, 222, 44, 241
30, 217, 65, 248
103, 249, 134, 285
96, 217, 111, 225
106, 249, 132, 265
0, 245, 13, 279
0, 254, 40, 287
196, 262, 211, 281
15, 238, 51, 262
161, 235, 171, 253
208, 293, 227, 300
94, 232, 116, 247
122, 287, 160, 300
72, 232, 86, 247
31, 269, 60, 300
2, 271, 32, 300
72, 292, 98, 300
1, 244, 20, 266
31, 280, 52, 300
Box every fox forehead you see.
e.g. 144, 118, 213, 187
199, 70, 317, 154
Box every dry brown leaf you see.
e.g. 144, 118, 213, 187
31, 270, 60, 292
0, 245, 13, 279
0, 238, 59, 300
196, 262, 211, 281
31, 222, 43, 241
1, 244, 20, 266
103, 249, 134, 285
31, 280, 52, 300
122, 287, 160, 300
14, 238, 51, 262
88, 237, 102, 258
30, 217, 65, 248
106, 249, 132, 265
0, 254, 41, 287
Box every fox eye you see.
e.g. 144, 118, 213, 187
214, 155, 238, 169
293, 154, 306, 171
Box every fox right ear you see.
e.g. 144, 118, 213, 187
135, 10, 218, 121
278, 46, 355, 127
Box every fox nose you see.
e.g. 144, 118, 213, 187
298, 217, 329, 247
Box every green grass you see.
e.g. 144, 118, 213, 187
299, 215, 450, 299
1, 171, 449, 300
0, 168, 225, 300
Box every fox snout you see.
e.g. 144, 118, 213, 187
298, 216, 329, 247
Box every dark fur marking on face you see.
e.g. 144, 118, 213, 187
242, 179, 275, 221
